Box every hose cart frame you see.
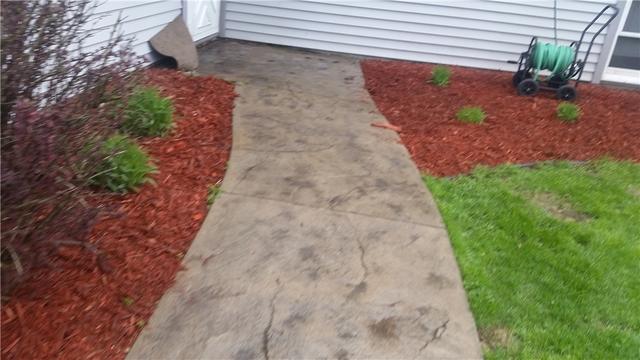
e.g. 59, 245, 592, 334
511, 4, 619, 101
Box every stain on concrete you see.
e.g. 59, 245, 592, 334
427, 272, 454, 289
374, 178, 389, 188
233, 348, 257, 360
283, 312, 307, 328
338, 330, 357, 339
406, 234, 421, 247
367, 230, 387, 241
335, 348, 350, 360
278, 210, 295, 221
369, 317, 399, 340
346, 281, 367, 300
298, 246, 316, 262
386, 203, 404, 215
306, 267, 320, 281
271, 228, 289, 238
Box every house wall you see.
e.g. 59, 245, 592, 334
87, 0, 183, 62
221, 0, 618, 81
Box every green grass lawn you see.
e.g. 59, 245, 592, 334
424, 160, 640, 359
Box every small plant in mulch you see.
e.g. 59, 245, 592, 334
92, 134, 156, 193
429, 65, 451, 87
122, 87, 174, 137
121, 296, 135, 307
557, 102, 581, 122
456, 106, 486, 124
207, 183, 223, 205
136, 320, 147, 329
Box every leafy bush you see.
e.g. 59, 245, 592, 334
92, 134, 156, 193
430, 65, 451, 87
557, 102, 581, 122
457, 106, 486, 124
123, 87, 174, 137
1, 0, 140, 293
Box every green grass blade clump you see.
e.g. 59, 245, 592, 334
557, 102, 581, 122
207, 184, 222, 205
92, 134, 157, 193
430, 65, 451, 87
456, 106, 486, 124
123, 87, 174, 137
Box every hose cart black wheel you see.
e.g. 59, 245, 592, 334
556, 85, 577, 101
512, 70, 532, 87
517, 79, 539, 96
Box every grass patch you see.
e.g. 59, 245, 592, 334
424, 160, 640, 359
430, 65, 451, 87
557, 102, 581, 122
456, 106, 486, 124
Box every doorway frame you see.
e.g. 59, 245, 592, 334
182, 0, 222, 43
595, 0, 640, 85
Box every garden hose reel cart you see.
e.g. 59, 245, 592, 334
510, 4, 619, 101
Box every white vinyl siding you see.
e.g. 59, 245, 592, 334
222, 0, 617, 81
88, 0, 183, 61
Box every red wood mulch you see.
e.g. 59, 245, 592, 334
1, 69, 235, 359
361, 60, 640, 176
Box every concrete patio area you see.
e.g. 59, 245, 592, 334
127, 40, 481, 359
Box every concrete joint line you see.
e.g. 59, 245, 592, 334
224, 191, 445, 230
234, 144, 335, 154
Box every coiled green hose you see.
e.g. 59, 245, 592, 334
531, 42, 575, 80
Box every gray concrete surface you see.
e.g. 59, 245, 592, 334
127, 40, 482, 359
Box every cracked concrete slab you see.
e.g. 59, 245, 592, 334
127, 40, 481, 359
223, 148, 442, 227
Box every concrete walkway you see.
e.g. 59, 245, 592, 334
128, 40, 481, 359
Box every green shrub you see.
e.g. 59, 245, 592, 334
430, 65, 451, 87
557, 102, 581, 122
456, 106, 486, 124
123, 87, 174, 137
92, 134, 156, 193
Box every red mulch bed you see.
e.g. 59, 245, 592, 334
361, 60, 640, 176
1, 69, 235, 359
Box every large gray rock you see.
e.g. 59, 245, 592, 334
149, 16, 198, 70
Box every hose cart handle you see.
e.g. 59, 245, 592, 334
571, 5, 619, 80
